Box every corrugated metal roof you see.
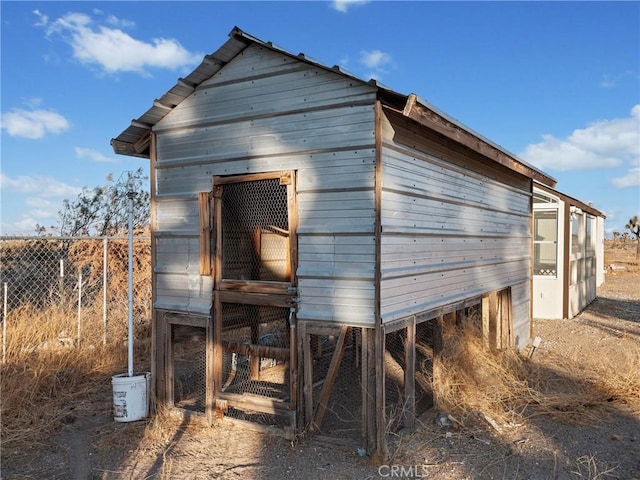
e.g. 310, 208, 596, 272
111, 26, 556, 187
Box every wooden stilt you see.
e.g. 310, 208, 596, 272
301, 322, 313, 428
403, 317, 416, 429
310, 326, 350, 432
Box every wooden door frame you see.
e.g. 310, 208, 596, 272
209, 170, 298, 422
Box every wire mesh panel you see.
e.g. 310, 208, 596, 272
0, 237, 151, 345
221, 178, 290, 282
414, 321, 435, 414
220, 303, 290, 400
384, 329, 408, 433
384, 322, 438, 434
305, 328, 362, 441
172, 324, 206, 413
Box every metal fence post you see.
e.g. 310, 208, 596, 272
103, 238, 108, 346
77, 271, 82, 346
59, 259, 64, 305
3, 282, 7, 364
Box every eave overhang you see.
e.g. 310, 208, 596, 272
381, 92, 557, 188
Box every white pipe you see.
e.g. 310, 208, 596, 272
127, 188, 135, 377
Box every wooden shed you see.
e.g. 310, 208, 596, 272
112, 27, 556, 455
532, 183, 605, 320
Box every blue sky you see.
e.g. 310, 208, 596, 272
1, 1, 639, 236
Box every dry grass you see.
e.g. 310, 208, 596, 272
431, 321, 640, 427
0, 238, 152, 454
0, 304, 131, 450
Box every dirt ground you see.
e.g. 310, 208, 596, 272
2, 244, 639, 479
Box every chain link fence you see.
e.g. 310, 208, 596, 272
1, 236, 151, 354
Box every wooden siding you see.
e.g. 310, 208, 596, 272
151, 44, 378, 323
379, 110, 533, 346
155, 237, 213, 314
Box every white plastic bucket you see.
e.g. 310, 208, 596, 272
112, 372, 150, 422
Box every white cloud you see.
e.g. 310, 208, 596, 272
32, 9, 48, 27
75, 147, 117, 163
331, 0, 369, 13
611, 167, 640, 188
24, 197, 60, 218
361, 50, 392, 69
105, 14, 136, 29
1, 216, 43, 236
520, 105, 640, 172
39, 11, 202, 75
0, 108, 69, 139
0, 173, 81, 197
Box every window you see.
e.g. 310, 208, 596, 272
533, 191, 559, 204
586, 215, 594, 253
571, 211, 583, 256
534, 209, 558, 276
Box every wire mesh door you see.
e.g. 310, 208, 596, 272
212, 172, 297, 430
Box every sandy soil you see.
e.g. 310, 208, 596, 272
2, 245, 639, 479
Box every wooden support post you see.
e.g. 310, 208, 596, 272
206, 314, 215, 425
213, 293, 222, 400
433, 314, 444, 360
489, 292, 498, 351
403, 317, 416, 429
157, 312, 168, 406
289, 310, 298, 433
482, 295, 490, 350
362, 328, 376, 453
432, 314, 444, 409
301, 322, 314, 429
311, 326, 350, 432
500, 288, 513, 349
482, 292, 498, 350
375, 325, 388, 461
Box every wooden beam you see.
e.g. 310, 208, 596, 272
374, 100, 389, 461
213, 171, 289, 186
199, 192, 211, 275
482, 295, 490, 350
289, 310, 298, 433
222, 340, 290, 362
218, 290, 295, 308
500, 288, 513, 349
302, 322, 314, 428
213, 292, 222, 400
362, 327, 376, 452
206, 314, 214, 425
219, 280, 292, 295
311, 326, 350, 432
